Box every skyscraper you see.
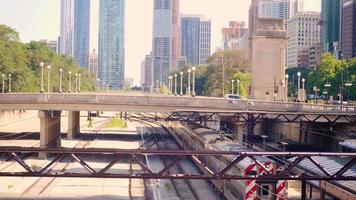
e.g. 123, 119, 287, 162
152, 0, 180, 87
89, 49, 98, 78
60, 0, 74, 56
181, 15, 211, 65
321, 0, 341, 54
222, 21, 248, 50
73, 0, 90, 68
98, 0, 126, 89
341, 0, 356, 59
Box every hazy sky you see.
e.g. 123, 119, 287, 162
0, 0, 321, 84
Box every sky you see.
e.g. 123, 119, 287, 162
0, 0, 321, 85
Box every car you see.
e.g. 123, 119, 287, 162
224, 94, 244, 104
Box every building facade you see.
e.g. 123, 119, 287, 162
222, 21, 247, 50
60, 0, 74, 56
309, 43, 322, 69
73, 0, 90, 68
341, 0, 356, 59
144, 54, 153, 90
98, 0, 125, 89
287, 12, 321, 68
321, 0, 341, 54
40, 39, 58, 53
181, 15, 211, 65
89, 49, 98, 78
152, 0, 180, 87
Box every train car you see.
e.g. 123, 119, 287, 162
167, 122, 287, 200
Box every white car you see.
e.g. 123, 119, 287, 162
224, 94, 244, 104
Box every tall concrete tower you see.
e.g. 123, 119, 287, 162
98, 0, 126, 89
152, 0, 180, 87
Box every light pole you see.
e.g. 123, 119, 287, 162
40, 62, 44, 93
297, 72, 301, 102
75, 73, 78, 93
180, 71, 183, 96
168, 76, 172, 94
236, 79, 240, 96
285, 74, 289, 102
59, 68, 63, 93
8, 74, 11, 93
78, 73, 81, 93
302, 78, 305, 102
68, 71, 72, 93
345, 82, 353, 102
2, 73, 5, 94
192, 66, 196, 97
324, 83, 331, 103
231, 80, 235, 94
47, 65, 51, 93
174, 74, 177, 95
187, 68, 191, 96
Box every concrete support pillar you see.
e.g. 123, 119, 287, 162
237, 122, 245, 144
301, 181, 307, 200
68, 111, 80, 140
39, 110, 61, 158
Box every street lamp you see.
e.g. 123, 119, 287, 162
68, 71, 72, 93
8, 74, 11, 93
2, 73, 5, 94
231, 80, 235, 95
168, 76, 172, 95
302, 78, 305, 101
192, 66, 196, 97
174, 73, 177, 96
285, 74, 289, 102
75, 73, 78, 93
324, 83, 331, 103
78, 73, 81, 93
236, 79, 240, 96
345, 82, 353, 102
59, 68, 63, 93
180, 71, 183, 96
40, 62, 44, 93
297, 72, 301, 102
187, 68, 191, 96
47, 65, 51, 93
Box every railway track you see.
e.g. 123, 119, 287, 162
131, 113, 200, 200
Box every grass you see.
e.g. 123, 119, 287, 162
105, 118, 127, 129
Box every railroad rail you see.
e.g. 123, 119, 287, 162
0, 147, 355, 181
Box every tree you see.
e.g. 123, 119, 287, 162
0, 24, 20, 41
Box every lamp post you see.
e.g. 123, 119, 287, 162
345, 82, 353, 102
59, 68, 63, 93
297, 72, 301, 102
40, 62, 44, 93
78, 73, 81, 93
192, 66, 196, 96
168, 76, 172, 94
285, 74, 289, 102
180, 71, 183, 96
302, 78, 305, 102
324, 83, 331, 103
187, 68, 191, 96
231, 80, 235, 95
8, 74, 11, 93
47, 65, 51, 93
174, 73, 177, 96
75, 73, 78, 93
68, 71, 72, 93
236, 79, 240, 96
2, 73, 5, 94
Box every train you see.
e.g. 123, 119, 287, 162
166, 122, 288, 200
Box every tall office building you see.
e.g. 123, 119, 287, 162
73, 0, 90, 68
40, 39, 58, 53
321, 0, 341, 54
98, 0, 126, 89
152, 0, 180, 87
222, 21, 248, 50
341, 0, 356, 59
89, 49, 98, 78
60, 0, 74, 56
181, 15, 211, 65
287, 12, 321, 68
144, 54, 153, 90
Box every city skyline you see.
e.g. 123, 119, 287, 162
0, 0, 321, 85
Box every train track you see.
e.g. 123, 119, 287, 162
130, 113, 200, 200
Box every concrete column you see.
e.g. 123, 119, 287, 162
237, 122, 245, 144
39, 110, 61, 158
68, 111, 80, 139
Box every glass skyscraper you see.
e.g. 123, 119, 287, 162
98, 0, 126, 89
73, 0, 90, 68
60, 0, 74, 56
321, 0, 341, 54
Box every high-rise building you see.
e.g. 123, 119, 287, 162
98, 0, 125, 89
222, 21, 248, 50
341, 0, 356, 59
89, 49, 98, 78
309, 43, 322, 69
152, 0, 180, 87
40, 39, 58, 53
290, 0, 304, 16
287, 12, 321, 68
321, 0, 341, 54
180, 15, 211, 65
144, 54, 153, 90
73, 0, 90, 68
60, 0, 74, 56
